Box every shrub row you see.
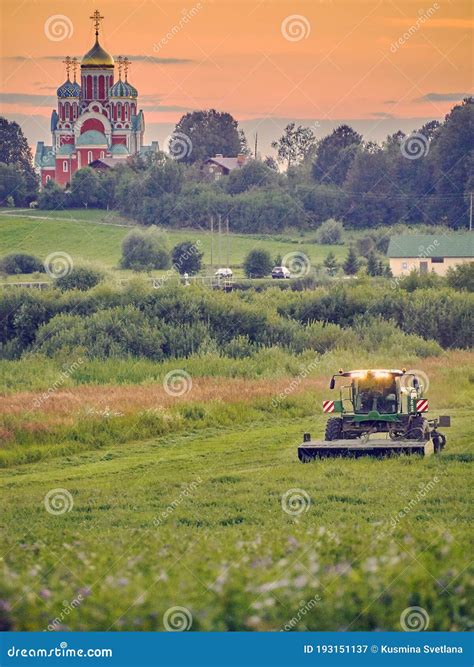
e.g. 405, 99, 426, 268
0, 281, 461, 364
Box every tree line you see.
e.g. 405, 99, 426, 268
0, 99, 472, 231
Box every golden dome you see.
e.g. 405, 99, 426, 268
81, 37, 114, 67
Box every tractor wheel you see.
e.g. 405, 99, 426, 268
432, 432, 446, 454
325, 417, 343, 441
407, 417, 430, 441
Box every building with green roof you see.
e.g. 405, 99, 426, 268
387, 233, 474, 276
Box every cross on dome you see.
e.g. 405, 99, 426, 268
62, 55, 72, 80
71, 57, 78, 82
90, 9, 104, 37
122, 56, 130, 81
117, 55, 123, 79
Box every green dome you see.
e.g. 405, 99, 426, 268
76, 130, 108, 146
110, 144, 129, 155
57, 143, 74, 155
110, 79, 138, 98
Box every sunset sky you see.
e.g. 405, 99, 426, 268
0, 0, 472, 154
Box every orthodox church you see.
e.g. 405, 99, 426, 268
35, 10, 157, 186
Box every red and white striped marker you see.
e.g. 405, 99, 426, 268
323, 400, 335, 413
416, 399, 429, 413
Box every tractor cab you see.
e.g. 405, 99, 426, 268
329, 369, 413, 416
352, 371, 398, 414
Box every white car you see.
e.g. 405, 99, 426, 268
215, 268, 233, 278
271, 266, 291, 279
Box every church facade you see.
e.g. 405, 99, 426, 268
35, 10, 156, 186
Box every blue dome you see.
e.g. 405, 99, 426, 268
109, 79, 137, 98
57, 79, 81, 98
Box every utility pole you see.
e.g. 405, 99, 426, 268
218, 214, 222, 267
226, 217, 230, 267
470, 192, 473, 232
210, 215, 214, 274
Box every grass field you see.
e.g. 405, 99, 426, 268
0, 208, 472, 633
0, 351, 472, 631
0, 209, 346, 278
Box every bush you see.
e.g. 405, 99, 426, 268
171, 241, 203, 275
0, 253, 44, 275
222, 335, 256, 358
35, 306, 166, 360
243, 248, 273, 278
397, 270, 442, 292
446, 262, 474, 292
37, 180, 65, 210
0, 163, 26, 206
55, 266, 104, 291
226, 161, 276, 195
120, 229, 171, 271
315, 219, 344, 244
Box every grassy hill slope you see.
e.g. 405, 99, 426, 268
0, 209, 346, 272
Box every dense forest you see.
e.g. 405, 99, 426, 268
1, 98, 472, 232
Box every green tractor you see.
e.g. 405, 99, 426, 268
298, 369, 450, 461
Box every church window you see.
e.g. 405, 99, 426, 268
99, 75, 105, 99
86, 76, 92, 99
88, 151, 93, 163
63, 161, 68, 172
100, 151, 105, 159
93, 76, 98, 99
45, 175, 51, 183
